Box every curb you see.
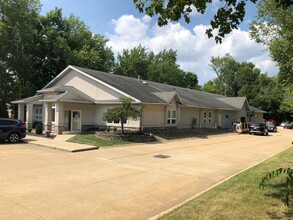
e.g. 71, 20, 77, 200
148, 146, 293, 220
29, 143, 100, 153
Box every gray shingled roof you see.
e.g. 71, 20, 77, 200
216, 97, 247, 110
71, 66, 238, 110
39, 86, 95, 103
250, 106, 267, 113
11, 94, 44, 104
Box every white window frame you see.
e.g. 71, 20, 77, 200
208, 112, 212, 123
203, 112, 207, 123
167, 110, 176, 125
34, 106, 43, 121
51, 104, 56, 123
203, 111, 212, 123
105, 109, 127, 125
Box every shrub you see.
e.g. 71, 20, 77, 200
27, 128, 32, 132
35, 124, 42, 135
106, 126, 111, 132
112, 127, 117, 132
32, 121, 42, 129
99, 126, 106, 131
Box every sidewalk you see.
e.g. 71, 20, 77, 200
25, 133, 100, 152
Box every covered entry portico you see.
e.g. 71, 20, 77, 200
13, 86, 95, 134
11, 95, 43, 129
38, 86, 95, 134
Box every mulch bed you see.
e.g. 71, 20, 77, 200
151, 128, 232, 140
95, 131, 157, 143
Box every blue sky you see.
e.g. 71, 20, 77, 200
40, 0, 276, 85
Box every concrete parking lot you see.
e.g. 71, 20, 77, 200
0, 129, 292, 220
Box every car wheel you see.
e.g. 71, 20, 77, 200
8, 133, 20, 143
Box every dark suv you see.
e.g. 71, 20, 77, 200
249, 123, 268, 136
0, 118, 26, 143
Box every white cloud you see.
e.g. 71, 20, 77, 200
111, 15, 149, 41
106, 15, 278, 85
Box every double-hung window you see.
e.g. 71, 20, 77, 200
167, 110, 176, 125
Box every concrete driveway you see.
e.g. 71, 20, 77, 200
0, 129, 292, 220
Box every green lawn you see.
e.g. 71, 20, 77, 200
160, 147, 293, 220
67, 134, 129, 147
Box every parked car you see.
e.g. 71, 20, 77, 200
283, 122, 293, 129
280, 121, 290, 127
266, 124, 277, 132
265, 119, 278, 125
249, 123, 269, 136
0, 118, 26, 143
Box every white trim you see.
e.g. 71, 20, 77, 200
42, 66, 72, 90
42, 66, 141, 103
70, 66, 141, 103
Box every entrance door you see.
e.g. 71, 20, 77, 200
72, 110, 81, 131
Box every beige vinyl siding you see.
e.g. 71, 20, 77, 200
63, 103, 95, 125
218, 110, 238, 129
179, 106, 200, 128
54, 70, 122, 101
141, 105, 165, 128
95, 104, 140, 128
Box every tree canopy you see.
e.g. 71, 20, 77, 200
103, 97, 142, 134
250, 0, 293, 85
133, 0, 292, 43
114, 46, 200, 89
0, 0, 114, 116
250, 0, 293, 119
203, 54, 285, 120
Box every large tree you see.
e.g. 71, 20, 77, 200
114, 46, 200, 88
33, 8, 114, 88
0, 0, 40, 116
250, 0, 293, 120
114, 45, 150, 79
250, 0, 293, 85
204, 55, 284, 120
209, 54, 240, 97
0, 2, 115, 117
133, 0, 292, 43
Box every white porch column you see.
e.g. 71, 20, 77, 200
26, 104, 33, 129
44, 103, 52, 131
55, 102, 64, 134
199, 109, 202, 129
214, 110, 218, 128
18, 103, 25, 121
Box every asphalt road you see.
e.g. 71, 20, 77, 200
0, 129, 292, 220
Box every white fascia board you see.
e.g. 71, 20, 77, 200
184, 104, 236, 111
42, 66, 72, 90
69, 66, 141, 103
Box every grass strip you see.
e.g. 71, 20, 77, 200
67, 134, 129, 147
160, 147, 293, 220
